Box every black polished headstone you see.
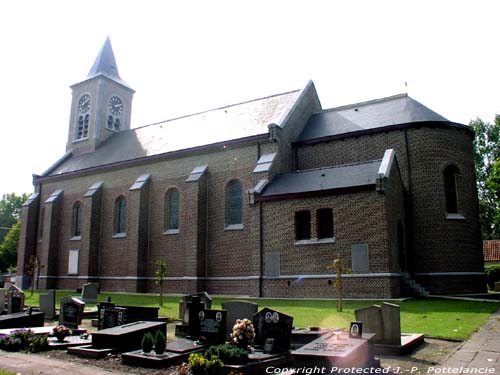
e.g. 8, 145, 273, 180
59, 296, 85, 329
198, 309, 227, 345
253, 308, 293, 353
187, 296, 204, 338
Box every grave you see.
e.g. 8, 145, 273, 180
81, 282, 99, 303
291, 330, 376, 371
121, 338, 206, 368
48, 334, 92, 349
97, 301, 159, 329
91, 320, 166, 352
222, 300, 258, 340
253, 307, 293, 353
176, 292, 212, 337
354, 302, 424, 354
187, 296, 205, 338
222, 352, 290, 375
291, 327, 333, 349
0, 311, 45, 329
59, 296, 85, 329
7, 286, 25, 314
197, 309, 227, 345
39, 290, 56, 320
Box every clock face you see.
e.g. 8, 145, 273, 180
78, 94, 91, 113
108, 96, 123, 116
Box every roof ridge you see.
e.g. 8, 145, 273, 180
317, 93, 408, 114
133, 89, 301, 131
294, 159, 383, 174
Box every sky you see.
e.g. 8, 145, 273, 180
0, 1, 499, 196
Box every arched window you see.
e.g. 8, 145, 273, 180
225, 180, 242, 226
114, 196, 127, 235
72, 202, 83, 237
444, 165, 459, 214
164, 188, 180, 232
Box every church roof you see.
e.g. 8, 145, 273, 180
48, 89, 301, 176
84, 37, 132, 90
297, 93, 451, 143
260, 159, 382, 198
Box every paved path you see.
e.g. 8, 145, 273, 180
0, 351, 126, 375
436, 308, 500, 373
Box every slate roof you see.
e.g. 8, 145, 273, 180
260, 160, 382, 197
49, 90, 301, 176
297, 93, 451, 143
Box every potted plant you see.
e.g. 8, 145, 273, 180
52, 325, 71, 342
230, 318, 255, 349
141, 332, 154, 353
154, 330, 166, 355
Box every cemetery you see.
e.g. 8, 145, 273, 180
0, 285, 497, 374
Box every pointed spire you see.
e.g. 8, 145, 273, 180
87, 37, 121, 80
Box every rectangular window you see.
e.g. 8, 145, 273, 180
317, 208, 333, 239
295, 210, 311, 240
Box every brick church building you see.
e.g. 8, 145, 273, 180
17, 38, 486, 298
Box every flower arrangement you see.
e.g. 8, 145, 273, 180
52, 325, 71, 341
230, 319, 255, 348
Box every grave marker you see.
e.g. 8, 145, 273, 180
253, 308, 293, 352
187, 296, 205, 338
198, 309, 227, 345
39, 290, 56, 320
7, 286, 25, 314
222, 300, 258, 340
81, 283, 99, 303
59, 296, 85, 329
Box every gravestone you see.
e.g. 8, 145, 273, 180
198, 309, 227, 345
381, 302, 401, 345
39, 290, 56, 320
81, 283, 99, 303
59, 296, 85, 329
97, 302, 127, 330
292, 330, 373, 370
179, 292, 212, 324
253, 308, 293, 352
91, 320, 167, 352
187, 296, 205, 338
354, 305, 384, 341
7, 286, 25, 314
0, 311, 45, 329
222, 300, 258, 340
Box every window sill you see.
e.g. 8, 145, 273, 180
112, 233, 127, 238
446, 213, 465, 220
70, 236, 81, 241
72, 137, 89, 144
164, 229, 179, 235
295, 237, 336, 246
224, 224, 244, 231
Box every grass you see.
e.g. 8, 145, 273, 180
24, 291, 499, 341
0, 370, 15, 375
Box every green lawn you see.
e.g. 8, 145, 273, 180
24, 291, 499, 341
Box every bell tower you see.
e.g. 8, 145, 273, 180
66, 37, 135, 155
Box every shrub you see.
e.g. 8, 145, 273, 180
204, 343, 248, 365
485, 265, 500, 290
154, 330, 166, 354
188, 353, 224, 375
0, 329, 48, 352
141, 332, 154, 353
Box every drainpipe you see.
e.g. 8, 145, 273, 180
259, 201, 264, 298
404, 128, 414, 275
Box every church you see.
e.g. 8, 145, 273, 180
17, 38, 486, 298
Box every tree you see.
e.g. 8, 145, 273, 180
0, 220, 20, 273
486, 159, 500, 238
327, 252, 351, 312
155, 258, 167, 306
0, 193, 28, 244
470, 116, 500, 239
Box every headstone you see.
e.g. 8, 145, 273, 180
39, 290, 56, 320
253, 308, 293, 352
354, 305, 384, 341
222, 300, 258, 340
187, 296, 205, 338
198, 309, 227, 345
59, 296, 85, 329
381, 302, 401, 345
179, 292, 212, 324
91, 320, 166, 352
0, 311, 45, 329
81, 283, 99, 303
351, 244, 369, 273
7, 286, 25, 314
